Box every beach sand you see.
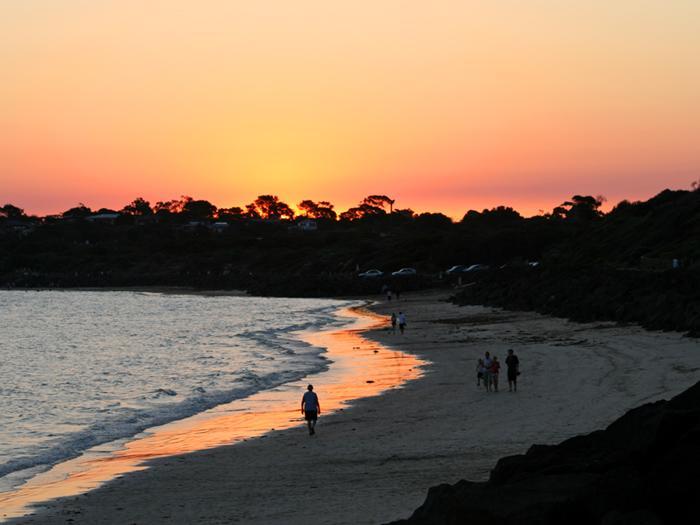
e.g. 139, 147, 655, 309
8, 290, 700, 524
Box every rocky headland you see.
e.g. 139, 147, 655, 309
389, 380, 700, 525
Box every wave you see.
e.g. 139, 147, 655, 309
0, 300, 356, 488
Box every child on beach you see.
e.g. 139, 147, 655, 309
390, 312, 397, 333
301, 384, 321, 436
476, 359, 484, 386
398, 312, 406, 334
483, 352, 493, 392
490, 356, 501, 392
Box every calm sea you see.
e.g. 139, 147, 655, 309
0, 291, 351, 491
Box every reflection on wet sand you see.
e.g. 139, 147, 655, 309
0, 306, 424, 521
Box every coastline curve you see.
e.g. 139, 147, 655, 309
0, 303, 425, 522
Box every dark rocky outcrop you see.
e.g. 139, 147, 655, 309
452, 267, 700, 336
452, 188, 700, 336
388, 381, 700, 525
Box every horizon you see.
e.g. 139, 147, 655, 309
2, 1, 700, 220
2, 183, 695, 220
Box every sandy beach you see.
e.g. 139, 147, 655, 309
7, 290, 700, 524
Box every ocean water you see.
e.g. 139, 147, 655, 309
0, 291, 351, 491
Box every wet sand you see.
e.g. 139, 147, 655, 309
6, 290, 700, 524
1, 306, 422, 521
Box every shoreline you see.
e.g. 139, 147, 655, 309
2, 287, 250, 296
1, 302, 424, 522
6, 290, 700, 524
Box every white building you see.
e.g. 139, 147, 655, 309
297, 219, 318, 231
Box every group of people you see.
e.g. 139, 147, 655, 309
301, 326, 522, 438
300, 310, 409, 436
390, 312, 407, 334
381, 284, 401, 301
476, 349, 520, 392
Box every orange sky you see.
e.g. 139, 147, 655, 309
2, 1, 699, 218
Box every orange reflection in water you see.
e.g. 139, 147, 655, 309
0, 306, 424, 521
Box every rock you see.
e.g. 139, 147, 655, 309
387, 381, 700, 525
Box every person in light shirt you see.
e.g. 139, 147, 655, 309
483, 352, 493, 392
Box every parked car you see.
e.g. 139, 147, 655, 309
464, 264, 489, 272
391, 267, 417, 277
528, 261, 540, 267
358, 269, 384, 278
446, 265, 469, 274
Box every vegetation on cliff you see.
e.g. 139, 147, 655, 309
2, 189, 698, 326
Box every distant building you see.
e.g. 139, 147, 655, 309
182, 220, 206, 231
1, 220, 36, 236
86, 213, 120, 223
210, 222, 230, 233
297, 219, 318, 231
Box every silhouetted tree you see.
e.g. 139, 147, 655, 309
62, 204, 92, 219
248, 195, 295, 219
339, 203, 384, 221
152, 196, 194, 222
552, 195, 604, 223
244, 203, 261, 219
363, 195, 395, 213
416, 212, 451, 227
461, 206, 521, 226
154, 200, 175, 214
339, 208, 361, 221
217, 207, 245, 220
121, 197, 153, 216
182, 199, 217, 220
0, 204, 25, 219
394, 208, 416, 219
461, 210, 481, 223
154, 196, 192, 215
298, 200, 337, 220
339, 195, 394, 221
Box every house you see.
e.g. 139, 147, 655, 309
297, 219, 318, 231
85, 213, 120, 224
1, 219, 36, 236
209, 222, 230, 233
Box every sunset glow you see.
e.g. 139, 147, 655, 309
0, 307, 422, 519
2, 1, 700, 217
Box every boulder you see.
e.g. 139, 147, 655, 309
387, 381, 700, 525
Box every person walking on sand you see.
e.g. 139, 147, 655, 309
506, 349, 520, 392
390, 312, 397, 333
476, 358, 485, 387
386, 288, 393, 301
398, 312, 407, 334
483, 352, 493, 392
301, 384, 321, 436
490, 356, 501, 392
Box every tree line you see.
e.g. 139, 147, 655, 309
1, 193, 606, 225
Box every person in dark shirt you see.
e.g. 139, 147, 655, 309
301, 384, 321, 435
506, 349, 520, 392
490, 356, 501, 392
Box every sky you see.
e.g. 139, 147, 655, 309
2, 0, 699, 218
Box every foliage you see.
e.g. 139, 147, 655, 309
247, 195, 295, 220
1, 204, 26, 219
120, 197, 153, 216
1, 190, 698, 318
61, 204, 93, 218
298, 200, 337, 220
